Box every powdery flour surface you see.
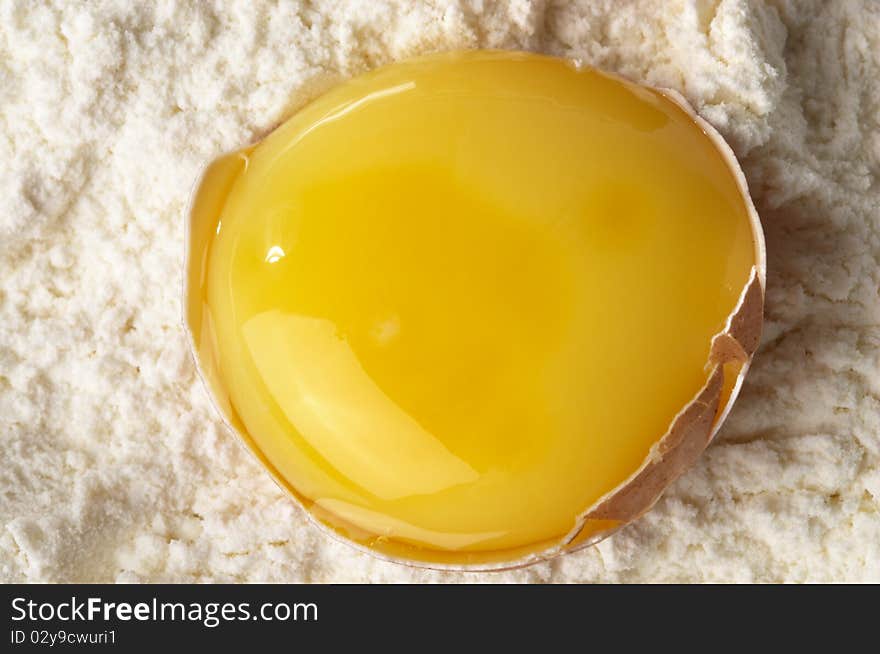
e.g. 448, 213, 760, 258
1, 0, 878, 582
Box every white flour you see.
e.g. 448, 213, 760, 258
1, 0, 878, 582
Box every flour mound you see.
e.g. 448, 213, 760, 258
1, 0, 878, 582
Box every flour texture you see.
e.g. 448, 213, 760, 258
1, 0, 878, 582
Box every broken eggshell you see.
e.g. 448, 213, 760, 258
182, 55, 766, 571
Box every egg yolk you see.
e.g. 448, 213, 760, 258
188, 50, 756, 565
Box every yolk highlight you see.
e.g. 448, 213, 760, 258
189, 50, 756, 565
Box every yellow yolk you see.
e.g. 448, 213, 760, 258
188, 50, 757, 565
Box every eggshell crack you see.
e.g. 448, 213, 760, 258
573, 271, 762, 530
